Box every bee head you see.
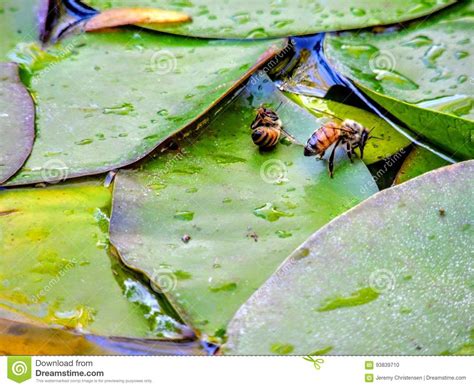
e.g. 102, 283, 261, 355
251, 128, 263, 142
304, 143, 316, 157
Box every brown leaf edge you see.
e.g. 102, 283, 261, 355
84, 7, 192, 32
0, 317, 206, 356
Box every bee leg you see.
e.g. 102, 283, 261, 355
328, 138, 342, 178
318, 150, 325, 160
357, 143, 365, 159
346, 143, 353, 163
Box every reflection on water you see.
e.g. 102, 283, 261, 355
274, 34, 346, 97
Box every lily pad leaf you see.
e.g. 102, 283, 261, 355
84, 0, 456, 39
0, 63, 35, 184
0, 182, 190, 340
394, 146, 449, 184
109, 73, 378, 340
84, 8, 192, 31
4, 30, 284, 186
0, 0, 41, 61
325, 1, 474, 159
225, 161, 474, 355
286, 93, 411, 165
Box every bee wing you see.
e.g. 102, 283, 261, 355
250, 115, 264, 129
337, 126, 356, 134
309, 107, 344, 122
280, 128, 302, 145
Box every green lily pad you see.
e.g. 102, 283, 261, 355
394, 146, 449, 184
0, 181, 189, 340
4, 30, 284, 186
0, 0, 40, 61
109, 74, 378, 340
85, 0, 455, 39
286, 93, 411, 165
225, 161, 474, 355
324, 1, 474, 159
0, 63, 35, 183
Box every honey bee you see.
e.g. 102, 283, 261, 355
304, 110, 375, 178
250, 104, 283, 149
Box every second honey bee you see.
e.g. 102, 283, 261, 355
250, 105, 282, 149
304, 118, 372, 178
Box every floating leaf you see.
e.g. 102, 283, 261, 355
4, 30, 283, 186
394, 146, 449, 184
109, 74, 378, 340
83, 7, 192, 31
85, 0, 455, 39
286, 93, 411, 165
0, 63, 35, 183
325, 1, 474, 159
0, 182, 189, 340
0, 0, 40, 61
225, 161, 474, 355
0, 318, 205, 355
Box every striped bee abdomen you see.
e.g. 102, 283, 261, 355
304, 122, 341, 156
251, 126, 281, 149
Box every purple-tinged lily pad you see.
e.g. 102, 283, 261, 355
0, 63, 35, 183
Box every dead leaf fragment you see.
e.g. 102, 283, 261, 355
84, 8, 192, 31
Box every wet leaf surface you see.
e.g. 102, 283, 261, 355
110, 74, 378, 340
0, 182, 188, 340
0, 63, 35, 183
395, 146, 449, 184
0, 0, 40, 61
325, 1, 474, 159
85, 0, 455, 39
225, 161, 474, 355
0, 318, 205, 355
5, 30, 284, 185
286, 93, 411, 165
